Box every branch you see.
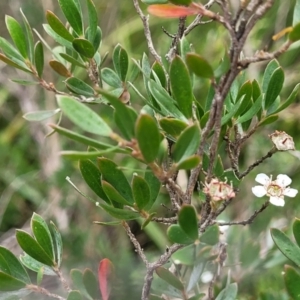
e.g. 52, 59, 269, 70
141, 243, 183, 300
216, 200, 270, 226
122, 221, 149, 266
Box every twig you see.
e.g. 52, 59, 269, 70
26, 284, 66, 300
216, 200, 270, 226
238, 147, 277, 179
152, 216, 177, 225
53, 267, 71, 292
122, 221, 149, 266
132, 0, 168, 79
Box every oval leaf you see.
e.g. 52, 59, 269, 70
167, 224, 195, 244
79, 160, 110, 203
73, 38, 95, 58
271, 228, 300, 267
178, 205, 199, 241
170, 55, 193, 118
57, 95, 112, 136
16, 230, 54, 267
132, 175, 151, 210
65, 77, 95, 96
136, 114, 160, 163
23, 109, 61, 122
49, 60, 71, 77
293, 218, 300, 248
284, 265, 300, 299
83, 269, 99, 299
98, 259, 114, 300
186, 53, 214, 79
156, 267, 184, 291
172, 124, 201, 163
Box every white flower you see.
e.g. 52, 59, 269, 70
252, 173, 298, 206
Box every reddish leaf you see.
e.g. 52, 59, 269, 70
147, 3, 199, 18
98, 258, 114, 300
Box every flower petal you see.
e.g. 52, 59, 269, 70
255, 173, 270, 185
269, 196, 285, 206
284, 188, 298, 197
252, 186, 267, 197
276, 174, 292, 187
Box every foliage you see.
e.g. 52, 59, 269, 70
1, 0, 300, 299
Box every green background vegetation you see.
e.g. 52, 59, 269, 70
1, 0, 300, 298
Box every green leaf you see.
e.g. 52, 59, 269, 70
200, 224, 219, 245
132, 175, 151, 210
94, 221, 121, 226
176, 155, 201, 170
136, 114, 160, 163
31, 213, 54, 261
155, 267, 185, 291
19, 254, 56, 276
152, 61, 166, 88
67, 291, 83, 300
170, 55, 193, 118
0, 53, 32, 73
235, 94, 263, 124
50, 124, 120, 151
169, 0, 192, 5
101, 68, 122, 88
0, 37, 26, 62
178, 205, 199, 241
188, 293, 206, 300
0, 273, 26, 292
59, 53, 86, 68
144, 168, 161, 210
102, 180, 132, 206
37, 266, 44, 286
58, 0, 83, 35
98, 89, 137, 140
271, 228, 300, 267
294, 0, 300, 25
159, 118, 188, 138
271, 83, 300, 115
43, 24, 73, 50
186, 53, 214, 79
167, 224, 195, 244
73, 38, 95, 58
258, 114, 278, 127
97, 157, 133, 203
23, 109, 61, 122
83, 269, 99, 299
15, 230, 54, 267
215, 283, 238, 300
70, 269, 92, 300
65, 77, 95, 96
49, 221, 63, 267
99, 203, 140, 220
221, 169, 240, 187
46, 11, 74, 42
284, 265, 300, 299
0, 247, 30, 284
214, 155, 224, 177
86, 0, 98, 43
148, 79, 187, 121
172, 124, 201, 163
289, 22, 300, 42
20, 9, 34, 63
262, 59, 280, 93
293, 218, 300, 248
10, 79, 38, 85
112, 45, 129, 82
49, 60, 71, 77
57, 95, 112, 136
79, 160, 110, 203
5, 16, 28, 58
264, 67, 284, 110
34, 41, 44, 78
234, 80, 253, 117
